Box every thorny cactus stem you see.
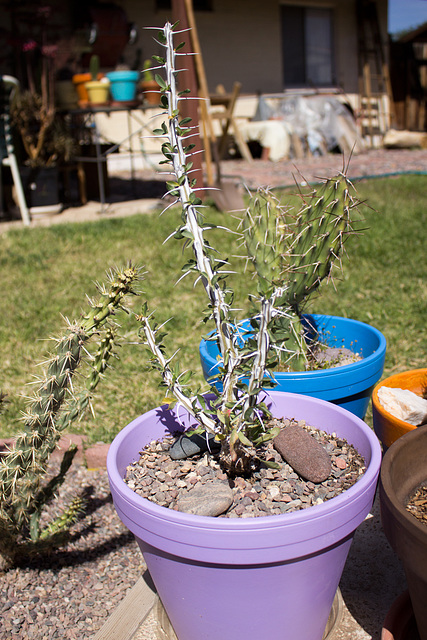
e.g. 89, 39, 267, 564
142, 24, 243, 425
137, 23, 292, 473
161, 24, 239, 398
139, 23, 363, 473
0, 264, 140, 563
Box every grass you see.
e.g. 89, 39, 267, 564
0, 174, 425, 443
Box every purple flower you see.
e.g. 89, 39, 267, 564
22, 39, 37, 53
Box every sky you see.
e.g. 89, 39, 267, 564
388, 0, 427, 35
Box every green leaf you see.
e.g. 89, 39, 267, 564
237, 431, 253, 447
261, 459, 281, 470
155, 74, 168, 90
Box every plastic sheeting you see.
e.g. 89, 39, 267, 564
252, 94, 365, 158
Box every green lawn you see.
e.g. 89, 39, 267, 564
0, 174, 425, 442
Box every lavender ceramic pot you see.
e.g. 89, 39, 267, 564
107, 391, 381, 640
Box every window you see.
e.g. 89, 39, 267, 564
281, 5, 335, 88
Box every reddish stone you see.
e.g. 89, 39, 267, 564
335, 456, 347, 470
273, 424, 331, 483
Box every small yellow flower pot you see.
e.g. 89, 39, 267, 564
84, 80, 110, 106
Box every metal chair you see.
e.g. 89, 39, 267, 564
0, 75, 30, 225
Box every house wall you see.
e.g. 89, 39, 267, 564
120, 0, 388, 100
93, 0, 390, 159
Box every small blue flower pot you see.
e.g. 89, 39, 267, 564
199, 314, 386, 419
106, 71, 140, 102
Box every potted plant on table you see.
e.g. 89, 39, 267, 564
10, 38, 75, 216
140, 59, 159, 105
107, 23, 382, 640
84, 54, 110, 106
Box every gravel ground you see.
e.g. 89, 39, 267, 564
0, 463, 145, 640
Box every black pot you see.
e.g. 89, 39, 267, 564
380, 425, 427, 640
20, 166, 61, 214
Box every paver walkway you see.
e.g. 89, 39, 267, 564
0, 148, 426, 233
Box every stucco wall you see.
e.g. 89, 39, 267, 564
121, 0, 388, 97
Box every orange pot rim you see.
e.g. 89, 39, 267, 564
372, 368, 427, 429
73, 73, 103, 84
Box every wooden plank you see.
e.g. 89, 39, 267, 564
93, 570, 157, 640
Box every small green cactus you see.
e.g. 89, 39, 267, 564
143, 59, 154, 83
0, 264, 140, 565
89, 54, 100, 81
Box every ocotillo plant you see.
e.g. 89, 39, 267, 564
0, 265, 140, 564
137, 23, 294, 475
137, 23, 364, 475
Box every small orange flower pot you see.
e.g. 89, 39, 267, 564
72, 73, 103, 106
372, 368, 427, 449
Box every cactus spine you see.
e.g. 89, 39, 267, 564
0, 265, 140, 564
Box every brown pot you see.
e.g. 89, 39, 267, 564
380, 424, 427, 640
372, 369, 427, 449
382, 591, 420, 640
141, 79, 159, 105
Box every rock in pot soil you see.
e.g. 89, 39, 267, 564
124, 418, 366, 518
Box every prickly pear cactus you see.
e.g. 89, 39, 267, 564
243, 174, 362, 371
242, 188, 289, 298
286, 174, 359, 310
0, 264, 140, 565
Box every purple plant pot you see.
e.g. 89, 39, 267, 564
107, 391, 381, 640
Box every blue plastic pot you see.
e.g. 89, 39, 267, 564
106, 70, 140, 102
199, 314, 386, 419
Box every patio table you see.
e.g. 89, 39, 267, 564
64, 103, 161, 213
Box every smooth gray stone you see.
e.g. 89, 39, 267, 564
169, 432, 221, 460
273, 424, 331, 483
176, 481, 233, 516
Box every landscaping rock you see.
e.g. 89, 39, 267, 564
54, 434, 87, 465
176, 481, 233, 516
273, 424, 331, 483
85, 442, 110, 469
378, 386, 427, 425
312, 346, 361, 368
169, 432, 221, 460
